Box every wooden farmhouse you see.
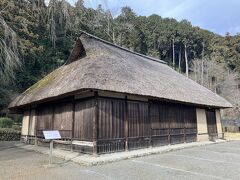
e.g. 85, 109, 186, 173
9, 32, 232, 155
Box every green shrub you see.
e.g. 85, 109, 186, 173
0, 117, 13, 128
12, 124, 21, 131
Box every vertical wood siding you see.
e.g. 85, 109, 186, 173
36, 102, 74, 138
34, 96, 199, 154
98, 98, 125, 140
128, 102, 149, 138
36, 106, 53, 137
184, 106, 197, 128
97, 98, 125, 153
150, 102, 197, 146
169, 104, 185, 144
127, 101, 149, 150
97, 98, 150, 152
150, 103, 169, 129
53, 102, 73, 138
183, 105, 197, 142
74, 99, 94, 140
150, 103, 169, 146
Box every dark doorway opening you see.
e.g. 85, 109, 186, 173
206, 109, 218, 141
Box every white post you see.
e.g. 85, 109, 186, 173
49, 140, 53, 165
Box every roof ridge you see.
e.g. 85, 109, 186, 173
79, 30, 167, 64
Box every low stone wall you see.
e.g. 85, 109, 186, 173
223, 126, 240, 133
224, 133, 240, 140
0, 128, 21, 141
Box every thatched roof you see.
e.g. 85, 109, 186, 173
9, 32, 232, 109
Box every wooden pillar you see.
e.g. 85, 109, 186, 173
27, 109, 31, 144
124, 96, 129, 151
183, 105, 186, 143
168, 103, 171, 144
71, 99, 75, 152
51, 106, 55, 131
22, 109, 30, 143
215, 109, 223, 138
93, 92, 98, 156
148, 101, 152, 147
34, 108, 38, 146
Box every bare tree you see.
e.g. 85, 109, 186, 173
184, 44, 188, 77
221, 72, 240, 119
47, 0, 57, 48
172, 38, 175, 68
190, 59, 240, 119
31, 0, 46, 22
106, 10, 115, 44
191, 59, 200, 82
201, 42, 204, 85
47, 0, 71, 48
178, 46, 181, 71
59, 0, 71, 31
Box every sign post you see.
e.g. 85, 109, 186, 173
49, 140, 53, 164
43, 130, 61, 165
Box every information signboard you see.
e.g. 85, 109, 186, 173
43, 130, 61, 140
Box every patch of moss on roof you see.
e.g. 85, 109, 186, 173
22, 66, 65, 95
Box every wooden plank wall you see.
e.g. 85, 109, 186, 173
150, 102, 197, 146
128, 102, 149, 138
169, 104, 185, 144
150, 103, 169, 146
36, 98, 95, 142
74, 99, 94, 141
98, 98, 125, 139
97, 98, 125, 153
35, 95, 198, 154
36, 102, 73, 138
150, 103, 169, 129
53, 102, 73, 138
36, 106, 53, 137
96, 98, 150, 152
127, 101, 149, 149
183, 105, 197, 142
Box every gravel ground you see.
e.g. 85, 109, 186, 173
1, 141, 240, 180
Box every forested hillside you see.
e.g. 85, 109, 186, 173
0, 0, 240, 118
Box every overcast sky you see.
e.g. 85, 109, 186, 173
51, 0, 240, 36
